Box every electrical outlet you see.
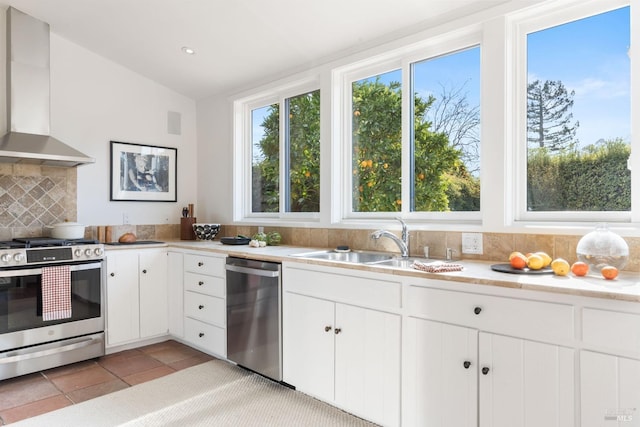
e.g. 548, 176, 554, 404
462, 232, 483, 254
122, 212, 130, 225
258, 226, 264, 234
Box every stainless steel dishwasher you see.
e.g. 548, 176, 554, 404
225, 257, 282, 382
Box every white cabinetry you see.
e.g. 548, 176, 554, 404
580, 306, 640, 426
167, 251, 184, 338
283, 263, 401, 427
404, 283, 575, 427
106, 248, 168, 348
182, 252, 227, 357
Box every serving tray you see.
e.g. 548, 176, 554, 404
490, 263, 553, 275
220, 237, 251, 245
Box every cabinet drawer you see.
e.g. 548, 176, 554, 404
184, 253, 225, 277
408, 286, 574, 343
184, 317, 226, 357
583, 308, 640, 355
184, 291, 225, 326
284, 265, 401, 310
184, 272, 225, 297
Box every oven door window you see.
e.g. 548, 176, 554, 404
0, 263, 102, 334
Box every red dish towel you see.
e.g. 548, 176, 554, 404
42, 265, 72, 321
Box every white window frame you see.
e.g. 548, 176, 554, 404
336, 31, 483, 223
233, 78, 321, 222
510, 0, 634, 224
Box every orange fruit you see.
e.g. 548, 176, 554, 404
571, 261, 589, 277
526, 254, 544, 270
510, 253, 527, 269
601, 265, 619, 280
509, 251, 524, 261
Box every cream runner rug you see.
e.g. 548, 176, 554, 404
13, 359, 377, 426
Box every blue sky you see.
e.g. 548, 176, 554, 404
528, 6, 630, 147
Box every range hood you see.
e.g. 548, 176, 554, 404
0, 7, 94, 167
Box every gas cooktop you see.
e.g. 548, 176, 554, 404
0, 237, 100, 249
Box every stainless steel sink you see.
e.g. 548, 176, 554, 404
291, 250, 395, 264
369, 257, 425, 268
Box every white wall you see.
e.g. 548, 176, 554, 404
196, 95, 232, 223
0, 6, 198, 227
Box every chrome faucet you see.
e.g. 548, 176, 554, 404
371, 217, 409, 258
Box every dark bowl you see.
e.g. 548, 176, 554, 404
192, 223, 221, 241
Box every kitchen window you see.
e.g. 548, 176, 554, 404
515, 1, 632, 222
346, 42, 481, 218
242, 84, 321, 218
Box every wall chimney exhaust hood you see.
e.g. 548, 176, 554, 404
0, 7, 94, 167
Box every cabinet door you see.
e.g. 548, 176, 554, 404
282, 292, 335, 402
479, 333, 575, 427
167, 251, 184, 337
403, 318, 477, 427
581, 351, 640, 427
335, 303, 401, 427
139, 249, 168, 338
106, 251, 140, 346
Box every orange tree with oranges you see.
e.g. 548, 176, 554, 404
352, 78, 463, 212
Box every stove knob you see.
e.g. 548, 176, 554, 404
1, 253, 10, 263
74, 248, 83, 258
13, 253, 24, 262
94, 247, 104, 257
85, 248, 93, 257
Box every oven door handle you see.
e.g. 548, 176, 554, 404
0, 335, 103, 364
0, 261, 102, 278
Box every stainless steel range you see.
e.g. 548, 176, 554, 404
0, 237, 105, 380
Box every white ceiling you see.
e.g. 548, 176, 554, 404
0, 0, 508, 100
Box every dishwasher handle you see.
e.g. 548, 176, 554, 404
225, 264, 280, 278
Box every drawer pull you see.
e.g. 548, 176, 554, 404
198, 305, 204, 310
463, 361, 471, 369
198, 261, 204, 267
482, 367, 490, 375
474, 306, 482, 315
110, 272, 115, 277
142, 269, 147, 274
198, 281, 204, 286
199, 332, 204, 338
324, 326, 332, 332
334, 328, 342, 335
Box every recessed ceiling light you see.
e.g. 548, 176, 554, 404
181, 46, 196, 55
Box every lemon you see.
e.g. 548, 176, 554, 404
535, 251, 552, 267
551, 258, 570, 276
526, 254, 544, 270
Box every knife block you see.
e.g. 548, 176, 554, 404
180, 217, 197, 240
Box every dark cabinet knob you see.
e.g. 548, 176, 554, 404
482, 367, 490, 375
198, 305, 204, 310
110, 272, 115, 277
198, 262, 204, 267
463, 361, 471, 369
324, 326, 332, 332
474, 306, 482, 315
334, 328, 342, 334
198, 281, 204, 286
142, 269, 147, 274
198, 332, 204, 338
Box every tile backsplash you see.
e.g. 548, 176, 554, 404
0, 164, 77, 240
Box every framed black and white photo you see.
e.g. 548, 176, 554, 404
110, 141, 177, 202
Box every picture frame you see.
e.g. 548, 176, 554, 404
110, 141, 177, 202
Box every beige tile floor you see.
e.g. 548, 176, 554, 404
0, 340, 214, 425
